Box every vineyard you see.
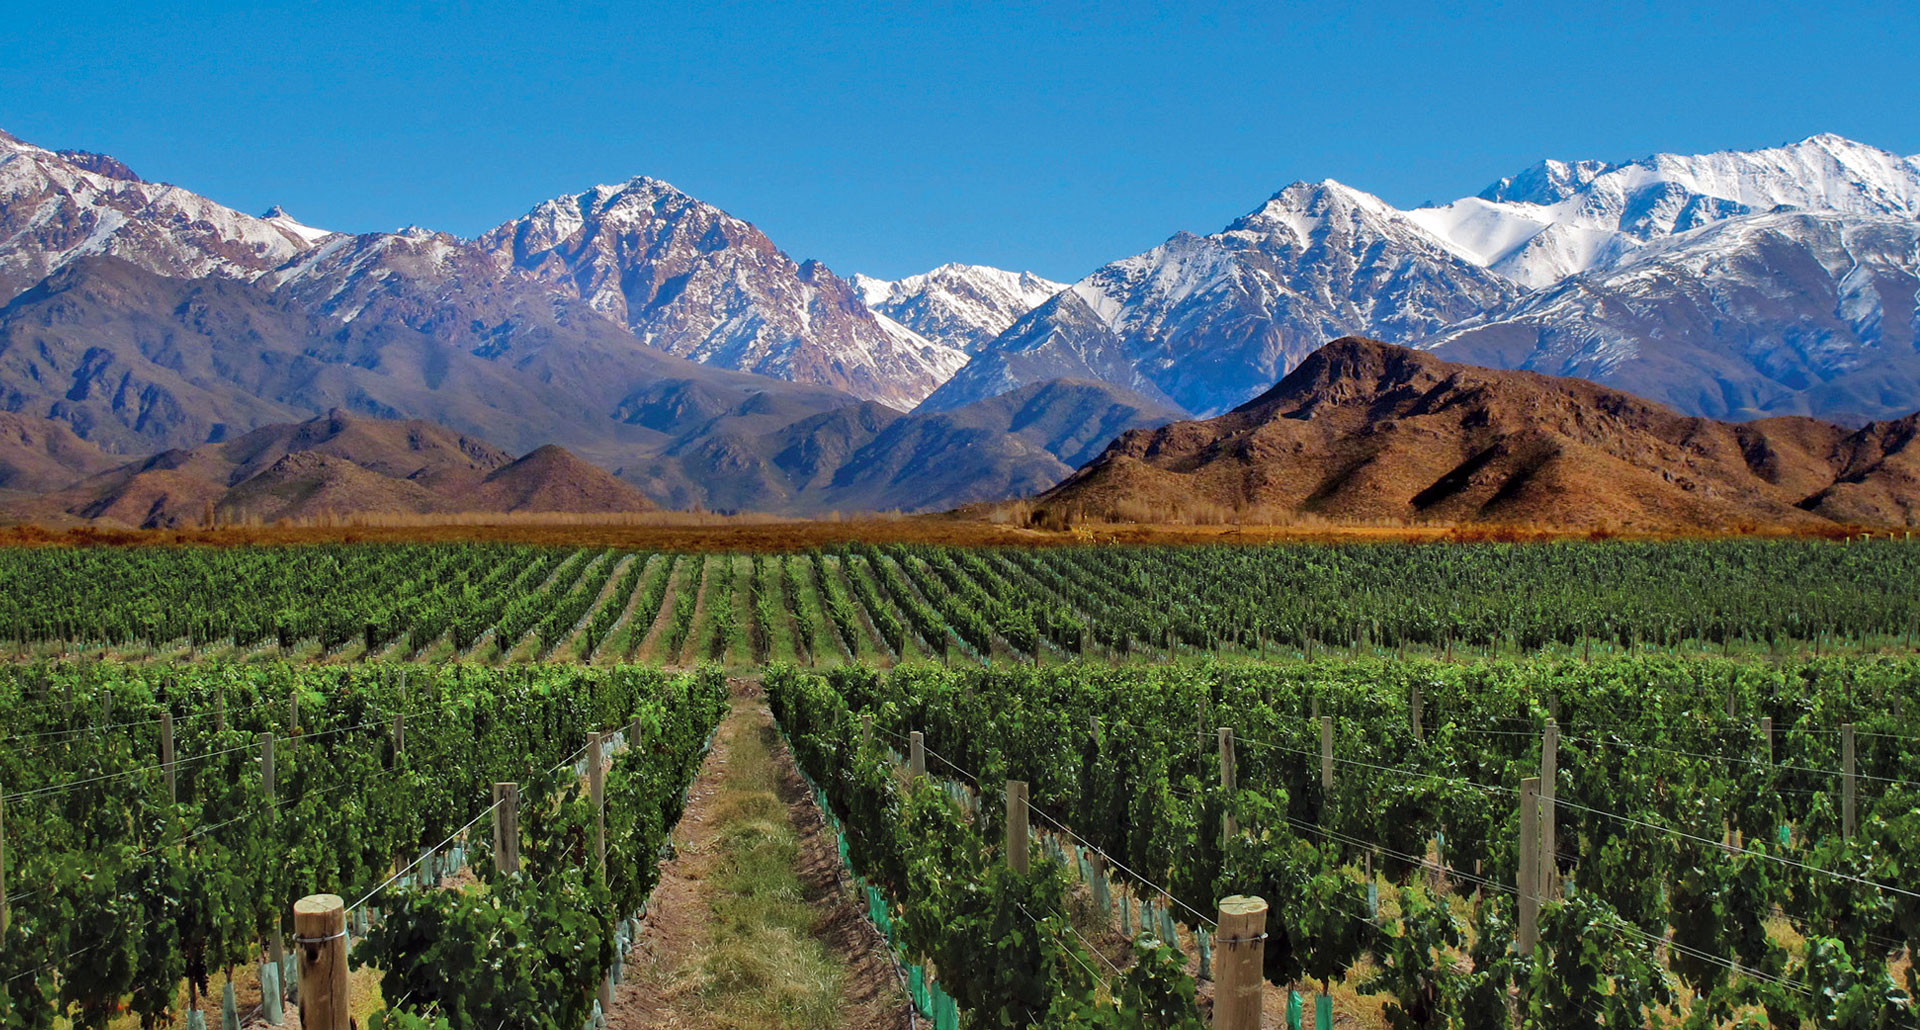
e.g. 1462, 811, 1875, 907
768, 656, 1920, 1029
3, 540, 1920, 666
0, 664, 726, 1029
0, 538, 1917, 1028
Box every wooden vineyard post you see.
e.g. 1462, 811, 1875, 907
262, 732, 286, 971
1320, 716, 1334, 789
589, 733, 607, 879
1006, 780, 1030, 874
1411, 682, 1423, 741
1518, 776, 1540, 955
1761, 717, 1773, 764
630, 717, 642, 755
100, 689, 113, 726
909, 731, 926, 779
1213, 895, 1268, 1030
492, 783, 522, 874
293, 894, 349, 1030
392, 713, 404, 756
216, 686, 226, 733
160, 711, 177, 803
861, 713, 874, 753
588, 732, 613, 1018
1841, 723, 1857, 839
1218, 727, 1238, 842
1540, 720, 1558, 896
1, 795, 8, 935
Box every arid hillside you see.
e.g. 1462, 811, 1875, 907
1037, 337, 1920, 530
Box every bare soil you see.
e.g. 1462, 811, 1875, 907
607, 680, 911, 1030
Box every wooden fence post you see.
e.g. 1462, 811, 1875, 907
588, 731, 613, 1018
1411, 682, 1423, 741
1540, 720, 1557, 896
909, 731, 926, 779
1218, 727, 1237, 842
1006, 780, 1029, 874
293, 894, 349, 1030
492, 783, 522, 874
589, 733, 607, 879
1760, 717, 1772, 764
262, 732, 285, 972
392, 713, 404, 756
161, 711, 177, 803
1214, 895, 1268, 1030
100, 689, 113, 726
1841, 723, 1857, 839
1320, 716, 1333, 789
1518, 776, 1540, 955
216, 686, 226, 733
1, 795, 9, 936
861, 713, 874, 753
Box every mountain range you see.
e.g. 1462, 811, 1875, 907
936, 134, 1920, 422
1038, 338, 1920, 530
1, 125, 1918, 518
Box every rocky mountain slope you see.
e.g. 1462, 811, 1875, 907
1409, 134, 1920, 288
1038, 337, 1920, 530
921, 181, 1520, 417
932, 134, 1920, 428
1424, 212, 1920, 423
6, 409, 654, 528
628, 376, 1180, 514
0, 412, 119, 493
475, 177, 966, 407
0, 130, 324, 303
852, 263, 1064, 353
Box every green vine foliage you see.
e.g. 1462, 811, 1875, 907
354, 870, 613, 1030
768, 665, 1205, 1030
0, 663, 725, 1029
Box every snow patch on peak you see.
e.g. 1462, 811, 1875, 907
260, 206, 337, 244
1411, 133, 1920, 289
853, 262, 1067, 354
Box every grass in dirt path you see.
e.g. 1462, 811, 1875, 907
610, 688, 909, 1030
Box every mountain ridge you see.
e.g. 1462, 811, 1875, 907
1038, 337, 1920, 530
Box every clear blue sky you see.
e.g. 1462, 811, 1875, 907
6, 0, 1916, 281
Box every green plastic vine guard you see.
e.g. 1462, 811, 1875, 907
1197, 927, 1212, 980
187, 1010, 207, 1030
260, 961, 284, 1024
221, 980, 238, 1030
1316, 992, 1333, 1028
1287, 989, 1303, 1030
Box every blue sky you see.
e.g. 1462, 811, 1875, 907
5, 1, 1916, 281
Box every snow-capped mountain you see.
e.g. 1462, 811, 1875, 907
1407, 134, 1920, 289
1423, 211, 1920, 422
852, 263, 1064, 353
920, 180, 1520, 415
476, 177, 966, 409
0, 130, 321, 302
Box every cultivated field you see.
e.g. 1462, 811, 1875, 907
1, 539, 1915, 1029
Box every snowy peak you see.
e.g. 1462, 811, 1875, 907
852, 263, 1065, 353
260, 206, 338, 244
1224, 179, 1406, 246
923, 175, 1517, 415
1478, 158, 1614, 205
0, 128, 327, 302
475, 176, 965, 408
1410, 133, 1920, 289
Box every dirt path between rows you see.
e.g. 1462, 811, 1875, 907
608, 679, 912, 1030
